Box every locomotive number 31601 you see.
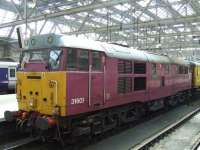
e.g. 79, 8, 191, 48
71, 97, 85, 105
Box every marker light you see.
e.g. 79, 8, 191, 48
47, 36, 53, 44
31, 38, 36, 45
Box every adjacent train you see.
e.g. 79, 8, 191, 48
0, 61, 18, 93
4, 34, 200, 142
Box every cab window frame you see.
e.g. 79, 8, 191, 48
91, 51, 103, 71
152, 63, 157, 79
165, 64, 170, 74
49, 49, 63, 70
66, 48, 90, 71
66, 48, 77, 71
77, 49, 89, 71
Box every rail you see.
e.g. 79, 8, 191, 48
1, 136, 40, 150
130, 107, 200, 150
0, 120, 16, 137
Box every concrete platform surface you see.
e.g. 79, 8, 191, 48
0, 94, 17, 119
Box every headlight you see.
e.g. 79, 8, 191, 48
30, 99, 33, 107
47, 35, 54, 44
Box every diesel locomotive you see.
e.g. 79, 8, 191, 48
4, 34, 200, 142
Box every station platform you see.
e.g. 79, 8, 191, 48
0, 94, 17, 119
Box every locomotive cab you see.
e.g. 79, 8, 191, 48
5, 34, 106, 134
17, 48, 67, 117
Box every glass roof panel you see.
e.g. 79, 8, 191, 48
114, 3, 131, 11
77, 12, 88, 17
149, 8, 172, 18
0, 8, 16, 24
112, 14, 122, 22
0, 0, 198, 52
94, 8, 107, 14
58, 5, 72, 10
122, 18, 130, 23
0, 27, 11, 37
64, 15, 76, 20
92, 17, 108, 25
139, 13, 152, 21
9, 21, 56, 37
167, 0, 182, 3
172, 4, 195, 16
5, 0, 20, 4
137, 0, 152, 7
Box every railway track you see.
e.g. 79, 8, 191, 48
0, 136, 40, 150
1, 96, 200, 150
0, 120, 38, 150
130, 107, 200, 150
191, 135, 200, 150
7, 101, 200, 150
0, 120, 16, 137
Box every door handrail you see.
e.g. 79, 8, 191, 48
88, 65, 92, 106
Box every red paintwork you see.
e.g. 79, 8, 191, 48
23, 48, 192, 116
66, 50, 191, 116
24, 62, 48, 72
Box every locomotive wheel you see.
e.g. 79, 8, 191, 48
178, 95, 185, 103
120, 105, 143, 123
166, 96, 177, 107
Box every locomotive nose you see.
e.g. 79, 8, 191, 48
17, 72, 67, 116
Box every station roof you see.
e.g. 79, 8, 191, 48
0, 0, 200, 60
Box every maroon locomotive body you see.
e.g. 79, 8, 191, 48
5, 34, 192, 139
66, 45, 191, 116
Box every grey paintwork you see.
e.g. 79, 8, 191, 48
24, 33, 189, 66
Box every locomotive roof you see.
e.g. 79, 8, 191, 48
24, 33, 189, 66
189, 61, 200, 66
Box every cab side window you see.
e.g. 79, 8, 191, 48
92, 52, 102, 71
152, 63, 157, 79
49, 50, 62, 70
78, 50, 89, 71
67, 49, 77, 70
165, 64, 170, 74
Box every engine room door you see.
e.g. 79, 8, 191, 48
89, 52, 105, 109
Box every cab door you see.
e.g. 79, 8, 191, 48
90, 51, 105, 109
